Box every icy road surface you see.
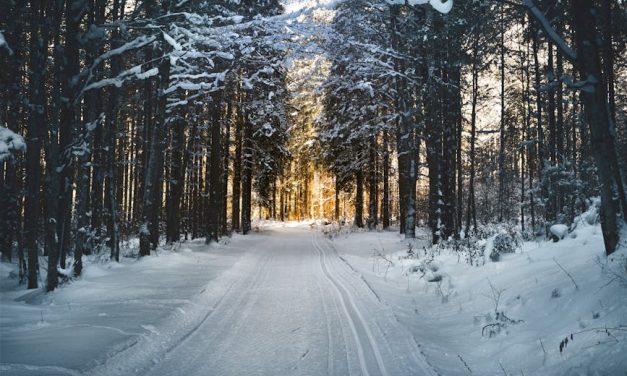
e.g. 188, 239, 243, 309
86, 226, 435, 376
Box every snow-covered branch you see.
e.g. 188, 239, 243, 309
0, 126, 26, 162
521, 0, 577, 61
0, 31, 13, 55
385, 0, 454, 14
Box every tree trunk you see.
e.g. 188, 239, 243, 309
43, 0, 64, 290
241, 117, 253, 235
24, 0, 49, 289
531, 30, 546, 227
334, 175, 340, 221
354, 170, 364, 228
571, 0, 623, 254
367, 135, 378, 229
498, 5, 507, 222
382, 129, 390, 229
466, 40, 479, 235
222, 100, 232, 234
139, 54, 170, 256
207, 93, 223, 243
104, 0, 122, 262
232, 98, 243, 232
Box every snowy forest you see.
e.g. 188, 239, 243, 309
1, 0, 626, 375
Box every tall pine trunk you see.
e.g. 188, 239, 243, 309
571, 0, 624, 254
354, 170, 364, 228
367, 135, 378, 229
241, 117, 253, 235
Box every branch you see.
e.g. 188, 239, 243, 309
458, 354, 473, 374
521, 0, 577, 62
76, 35, 158, 102
552, 257, 579, 290
0, 31, 13, 55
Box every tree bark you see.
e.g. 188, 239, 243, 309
382, 129, 390, 229
241, 116, 253, 235
207, 92, 224, 243
354, 170, 364, 228
232, 94, 243, 232
24, 0, 50, 289
571, 0, 623, 254
139, 53, 170, 256
367, 135, 378, 229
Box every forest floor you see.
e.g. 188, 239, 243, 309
1, 221, 626, 375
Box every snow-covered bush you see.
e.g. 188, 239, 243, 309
435, 233, 486, 266
489, 236, 510, 261
490, 227, 522, 262
573, 197, 600, 227
435, 224, 523, 265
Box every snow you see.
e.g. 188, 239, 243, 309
385, 0, 453, 13
135, 67, 159, 80
0, 238, 247, 375
283, 0, 453, 16
0, 125, 26, 162
326, 224, 627, 375
162, 31, 183, 51
1, 220, 625, 375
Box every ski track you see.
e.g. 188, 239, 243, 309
312, 231, 386, 376
318, 233, 439, 376
84, 226, 436, 376
0, 363, 83, 376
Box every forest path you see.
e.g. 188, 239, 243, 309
95, 224, 436, 376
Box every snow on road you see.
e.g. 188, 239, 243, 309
1, 225, 435, 376
4, 221, 624, 375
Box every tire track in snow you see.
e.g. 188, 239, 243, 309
312, 232, 389, 376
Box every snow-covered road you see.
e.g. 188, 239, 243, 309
91, 226, 435, 376
3, 222, 626, 375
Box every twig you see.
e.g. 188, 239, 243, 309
498, 360, 508, 376
483, 279, 506, 314
373, 251, 394, 279
539, 338, 547, 365
595, 256, 627, 289
552, 257, 579, 290
458, 354, 472, 374
482, 322, 505, 337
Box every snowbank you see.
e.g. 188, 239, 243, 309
0, 236, 251, 375
327, 223, 627, 375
